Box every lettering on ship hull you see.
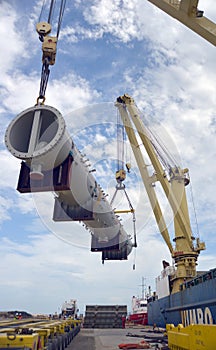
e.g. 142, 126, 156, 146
181, 307, 213, 326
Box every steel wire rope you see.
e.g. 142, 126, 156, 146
115, 111, 137, 252
122, 114, 126, 168
144, 120, 197, 244
188, 174, 200, 239
134, 107, 170, 169
116, 110, 125, 171
48, 0, 56, 24
149, 119, 179, 166
57, 0, 67, 38
135, 105, 179, 170
132, 247, 136, 270
117, 110, 120, 171
38, 0, 46, 23
146, 124, 178, 169
37, 0, 67, 103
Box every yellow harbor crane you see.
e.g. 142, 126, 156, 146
115, 94, 206, 294
143, 0, 216, 293
147, 0, 216, 46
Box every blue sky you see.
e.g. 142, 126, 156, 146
0, 0, 216, 315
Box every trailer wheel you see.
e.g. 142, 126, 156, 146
51, 338, 58, 350
63, 334, 67, 347
47, 342, 53, 350
57, 335, 64, 350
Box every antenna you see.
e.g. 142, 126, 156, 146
139, 277, 146, 299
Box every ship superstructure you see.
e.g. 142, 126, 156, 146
61, 299, 77, 318
128, 296, 148, 325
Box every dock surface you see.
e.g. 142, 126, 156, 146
67, 327, 168, 349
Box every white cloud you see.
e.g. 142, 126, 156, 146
64, 0, 199, 48
0, 2, 28, 74
45, 73, 101, 113
0, 228, 171, 314
0, 150, 20, 188
0, 195, 13, 223
0, 150, 38, 224
1, 70, 101, 118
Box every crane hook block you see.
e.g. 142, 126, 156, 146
116, 169, 126, 183
36, 22, 52, 36
42, 36, 57, 65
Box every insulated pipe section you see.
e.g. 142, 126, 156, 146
5, 105, 133, 258
5, 105, 71, 179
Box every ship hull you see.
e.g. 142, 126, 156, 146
147, 269, 216, 328
128, 312, 148, 325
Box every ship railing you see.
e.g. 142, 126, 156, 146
180, 268, 216, 291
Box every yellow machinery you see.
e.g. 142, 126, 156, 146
140, 2, 216, 347
0, 318, 81, 350
0, 332, 40, 350
166, 323, 216, 350
115, 94, 216, 348
147, 0, 216, 46
115, 94, 206, 293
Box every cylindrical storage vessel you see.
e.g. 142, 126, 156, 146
5, 105, 71, 179
5, 105, 133, 259
55, 141, 122, 242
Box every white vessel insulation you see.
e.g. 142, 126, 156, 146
5, 104, 133, 260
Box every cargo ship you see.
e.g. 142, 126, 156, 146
128, 296, 148, 325
147, 264, 216, 328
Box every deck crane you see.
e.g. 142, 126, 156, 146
115, 94, 206, 294
147, 0, 216, 46
36, 0, 67, 104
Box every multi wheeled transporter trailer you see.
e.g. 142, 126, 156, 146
0, 318, 81, 350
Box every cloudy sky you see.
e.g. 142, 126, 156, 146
0, 0, 216, 315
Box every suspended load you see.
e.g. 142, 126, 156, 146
5, 104, 133, 263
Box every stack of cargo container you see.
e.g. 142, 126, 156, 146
83, 305, 127, 328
